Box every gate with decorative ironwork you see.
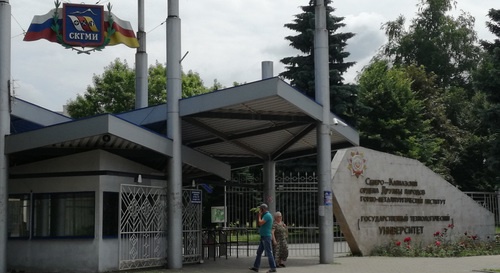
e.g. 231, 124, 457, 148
182, 189, 203, 263
119, 185, 167, 270
119, 185, 203, 270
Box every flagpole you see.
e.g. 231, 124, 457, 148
0, 0, 11, 272
135, 0, 148, 109
166, 0, 183, 269
314, 0, 334, 264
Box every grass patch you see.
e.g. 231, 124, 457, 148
228, 233, 260, 243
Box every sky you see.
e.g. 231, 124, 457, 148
8, 0, 497, 112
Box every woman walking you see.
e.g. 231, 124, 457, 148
272, 211, 288, 268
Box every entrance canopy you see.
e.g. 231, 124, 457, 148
7, 103, 230, 179
7, 77, 358, 178
118, 77, 359, 168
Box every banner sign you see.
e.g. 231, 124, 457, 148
63, 3, 104, 47
24, 0, 139, 54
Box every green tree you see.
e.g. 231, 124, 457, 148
401, 65, 451, 180
67, 59, 210, 118
474, 8, 500, 189
444, 87, 495, 190
381, 0, 481, 89
375, 0, 494, 190
67, 59, 135, 118
279, 0, 357, 121
356, 60, 442, 166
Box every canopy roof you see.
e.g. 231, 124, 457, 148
7, 77, 358, 179
119, 77, 359, 168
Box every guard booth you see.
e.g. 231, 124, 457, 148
6, 108, 228, 273
8, 148, 206, 272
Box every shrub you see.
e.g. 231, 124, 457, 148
371, 224, 500, 257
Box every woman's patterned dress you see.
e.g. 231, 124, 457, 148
273, 222, 288, 262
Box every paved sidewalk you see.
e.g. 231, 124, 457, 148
126, 255, 500, 273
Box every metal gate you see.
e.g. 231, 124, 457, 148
227, 172, 350, 257
182, 189, 203, 264
119, 185, 203, 270
119, 185, 167, 270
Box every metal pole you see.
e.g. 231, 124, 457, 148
314, 0, 334, 264
261, 61, 273, 80
261, 63, 276, 214
135, 0, 148, 109
263, 160, 276, 214
224, 185, 227, 228
0, 0, 11, 271
166, 0, 183, 269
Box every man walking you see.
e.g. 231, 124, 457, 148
249, 203, 277, 273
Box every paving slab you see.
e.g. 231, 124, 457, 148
124, 255, 500, 273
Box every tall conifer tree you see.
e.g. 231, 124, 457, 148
475, 8, 500, 189
279, 0, 356, 122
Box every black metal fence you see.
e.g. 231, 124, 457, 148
203, 174, 500, 261
464, 191, 500, 226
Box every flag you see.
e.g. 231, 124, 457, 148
24, 8, 139, 48
23, 9, 60, 43
105, 13, 140, 48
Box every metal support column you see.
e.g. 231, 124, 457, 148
0, 0, 11, 271
166, 0, 183, 269
263, 160, 276, 213
135, 0, 148, 109
314, 0, 334, 264
262, 63, 276, 213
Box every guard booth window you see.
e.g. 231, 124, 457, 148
33, 192, 95, 238
8, 194, 30, 238
102, 191, 119, 237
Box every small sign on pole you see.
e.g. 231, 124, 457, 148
191, 190, 202, 204
324, 190, 332, 206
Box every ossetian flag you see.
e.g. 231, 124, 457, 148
24, 8, 140, 48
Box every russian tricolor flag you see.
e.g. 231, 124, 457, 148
24, 8, 140, 48
23, 9, 59, 43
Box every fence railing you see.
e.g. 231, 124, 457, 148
464, 191, 500, 226
201, 227, 350, 261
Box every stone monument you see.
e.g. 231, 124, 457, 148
331, 147, 495, 255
